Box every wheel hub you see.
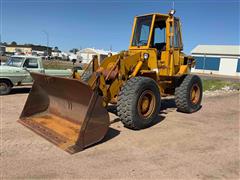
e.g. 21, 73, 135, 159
137, 90, 156, 119
191, 84, 200, 104
0, 83, 7, 92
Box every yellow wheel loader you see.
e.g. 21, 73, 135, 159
19, 10, 203, 154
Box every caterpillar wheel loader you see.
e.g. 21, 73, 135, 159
19, 10, 202, 154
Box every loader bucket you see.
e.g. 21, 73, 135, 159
18, 72, 110, 154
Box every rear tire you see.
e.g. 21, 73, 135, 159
117, 77, 161, 130
0, 80, 12, 95
175, 75, 203, 113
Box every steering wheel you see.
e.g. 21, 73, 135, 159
137, 40, 148, 46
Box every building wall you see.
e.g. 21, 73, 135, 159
32, 50, 45, 56
6, 47, 32, 53
78, 52, 108, 64
191, 54, 240, 76
219, 58, 238, 76
79, 52, 96, 63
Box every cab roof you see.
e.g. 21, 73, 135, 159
135, 13, 180, 20
135, 13, 169, 18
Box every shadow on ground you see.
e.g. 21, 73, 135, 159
161, 98, 176, 111
84, 127, 120, 151
101, 127, 120, 143
10, 87, 31, 95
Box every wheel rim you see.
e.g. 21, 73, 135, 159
190, 83, 200, 104
0, 82, 8, 93
137, 90, 156, 119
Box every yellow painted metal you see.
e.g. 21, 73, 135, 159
131, 59, 144, 77
177, 65, 189, 75
129, 17, 137, 50
147, 14, 156, 48
73, 71, 81, 80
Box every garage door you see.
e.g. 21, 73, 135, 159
219, 58, 238, 76
195, 56, 220, 70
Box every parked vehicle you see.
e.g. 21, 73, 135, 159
0, 55, 73, 95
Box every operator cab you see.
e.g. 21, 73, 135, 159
130, 13, 183, 59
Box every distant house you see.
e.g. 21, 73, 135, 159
6, 45, 32, 55
5, 44, 52, 56
52, 49, 62, 58
191, 45, 240, 76
32, 50, 45, 56
77, 48, 117, 64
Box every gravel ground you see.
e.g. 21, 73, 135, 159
0, 89, 239, 179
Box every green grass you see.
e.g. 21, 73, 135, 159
202, 79, 240, 92
43, 60, 74, 70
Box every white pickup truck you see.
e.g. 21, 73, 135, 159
0, 55, 73, 95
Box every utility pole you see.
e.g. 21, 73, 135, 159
42, 30, 49, 56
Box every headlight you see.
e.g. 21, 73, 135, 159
169, 9, 176, 16
143, 53, 149, 60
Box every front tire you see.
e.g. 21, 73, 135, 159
117, 77, 161, 130
175, 75, 203, 113
0, 80, 12, 95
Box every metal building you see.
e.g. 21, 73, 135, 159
77, 48, 117, 64
191, 45, 240, 77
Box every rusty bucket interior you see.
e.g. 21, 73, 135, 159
18, 72, 110, 154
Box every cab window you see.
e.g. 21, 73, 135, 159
151, 20, 166, 52
174, 20, 180, 48
7, 57, 25, 67
132, 15, 153, 46
153, 27, 165, 44
23, 58, 38, 68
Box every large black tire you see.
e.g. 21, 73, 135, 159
0, 80, 12, 95
175, 75, 203, 113
117, 77, 161, 130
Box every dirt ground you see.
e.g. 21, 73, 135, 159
0, 88, 239, 179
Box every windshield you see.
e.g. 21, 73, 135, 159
132, 15, 153, 46
7, 57, 25, 67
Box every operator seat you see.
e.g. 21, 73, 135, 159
153, 42, 166, 59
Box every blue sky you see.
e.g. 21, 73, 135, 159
0, 0, 239, 53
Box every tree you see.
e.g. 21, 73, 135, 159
10, 41, 17, 46
69, 48, 78, 54
54, 46, 59, 52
